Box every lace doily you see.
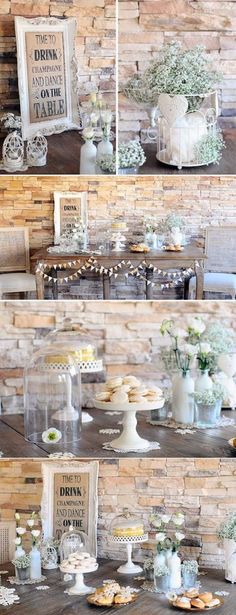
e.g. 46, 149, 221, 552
148, 415, 235, 432
103, 441, 161, 453
48, 452, 76, 459
8, 575, 46, 585
0, 587, 20, 606
36, 585, 50, 591
215, 591, 230, 596
99, 429, 121, 435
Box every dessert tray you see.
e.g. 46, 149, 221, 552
87, 581, 139, 608
170, 593, 223, 611
87, 593, 138, 608
60, 552, 98, 595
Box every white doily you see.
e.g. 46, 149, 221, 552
103, 441, 161, 453
215, 591, 230, 596
175, 428, 197, 435
48, 452, 76, 459
8, 575, 46, 585
36, 585, 50, 590
99, 429, 121, 435
148, 415, 235, 431
0, 587, 20, 606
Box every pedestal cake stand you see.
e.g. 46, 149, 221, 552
60, 561, 98, 595
94, 399, 164, 451
111, 535, 148, 574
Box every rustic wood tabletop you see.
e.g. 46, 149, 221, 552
0, 561, 234, 615
0, 409, 235, 459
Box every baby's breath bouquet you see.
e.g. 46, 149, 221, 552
97, 141, 146, 173
124, 43, 222, 112
218, 513, 236, 541
157, 214, 185, 235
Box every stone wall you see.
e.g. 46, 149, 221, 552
118, 0, 236, 139
1, 174, 235, 299
0, 457, 235, 568
0, 299, 235, 413
0, 0, 115, 120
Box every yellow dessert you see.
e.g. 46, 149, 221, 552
112, 523, 144, 538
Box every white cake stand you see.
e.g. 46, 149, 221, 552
111, 535, 148, 574
60, 562, 98, 595
94, 399, 164, 451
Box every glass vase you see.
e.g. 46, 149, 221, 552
80, 140, 97, 175
154, 574, 170, 593
30, 545, 41, 580
16, 566, 30, 581
195, 369, 213, 393
194, 401, 217, 428
182, 570, 197, 589
168, 551, 182, 590
172, 371, 194, 424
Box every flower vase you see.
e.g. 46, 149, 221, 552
15, 545, 25, 558
170, 227, 183, 246
182, 570, 197, 589
118, 166, 139, 175
154, 551, 166, 569
30, 545, 42, 580
97, 138, 113, 162
168, 551, 182, 590
16, 566, 30, 581
224, 539, 236, 583
172, 371, 194, 424
80, 140, 97, 175
195, 370, 213, 393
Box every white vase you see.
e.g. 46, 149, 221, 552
172, 371, 195, 424
15, 545, 25, 558
154, 551, 166, 569
165, 548, 173, 566
80, 140, 97, 175
30, 545, 41, 580
195, 370, 213, 393
224, 538, 236, 583
168, 551, 182, 590
97, 138, 113, 162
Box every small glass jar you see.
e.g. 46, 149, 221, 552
15, 566, 30, 581
182, 570, 197, 589
194, 401, 217, 427
150, 403, 168, 422
143, 558, 154, 582
154, 572, 170, 593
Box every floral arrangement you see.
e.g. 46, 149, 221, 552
160, 317, 235, 376
154, 563, 170, 577
181, 560, 199, 574
150, 512, 185, 553
195, 130, 225, 165
118, 141, 146, 169
157, 214, 186, 235
193, 384, 225, 405
218, 513, 236, 541
98, 153, 116, 174
12, 554, 31, 569
144, 557, 154, 571
144, 215, 159, 234
28, 513, 41, 547
14, 512, 26, 550
124, 43, 222, 112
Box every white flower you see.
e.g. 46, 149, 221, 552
161, 514, 171, 524
16, 527, 26, 536
15, 513, 20, 521
172, 513, 185, 526
179, 342, 198, 356
101, 109, 112, 124
14, 537, 21, 545
31, 530, 40, 538
155, 532, 166, 542
187, 317, 205, 336
171, 327, 188, 339
82, 126, 94, 141
199, 342, 211, 354
175, 532, 185, 541
42, 428, 62, 444
27, 520, 35, 528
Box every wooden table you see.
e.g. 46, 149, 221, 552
0, 561, 235, 615
30, 243, 206, 301
0, 409, 235, 458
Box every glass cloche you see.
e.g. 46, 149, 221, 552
60, 525, 90, 560
110, 509, 146, 540
24, 345, 81, 444
45, 319, 103, 374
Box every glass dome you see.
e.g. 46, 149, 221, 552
110, 509, 146, 539
60, 525, 90, 561
24, 345, 81, 444
45, 319, 103, 374
109, 217, 128, 252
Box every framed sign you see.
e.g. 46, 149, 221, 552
15, 16, 81, 140
41, 461, 99, 556
54, 191, 88, 244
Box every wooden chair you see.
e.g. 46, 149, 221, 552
189, 226, 236, 299
0, 227, 38, 299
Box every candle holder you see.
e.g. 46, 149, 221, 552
26, 133, 48, 167
2, 131, 27, 172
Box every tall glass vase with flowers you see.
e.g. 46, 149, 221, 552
196, 343, 214, 393
14, 513, 26, 558
28, 513, 42, 580
150, 512, 185, 590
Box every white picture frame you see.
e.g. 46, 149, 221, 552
41, 461, 99, 556
54, 191, 88, 244
15, 16, 81, 140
